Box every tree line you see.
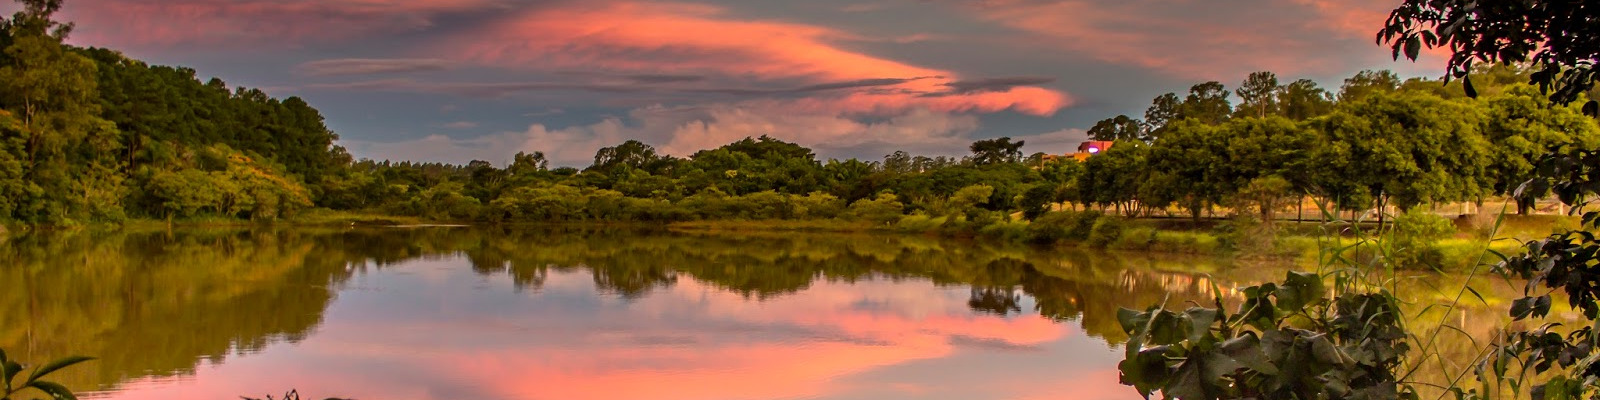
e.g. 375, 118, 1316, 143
3, 0, 1595, 227
334, 65, 1598, 225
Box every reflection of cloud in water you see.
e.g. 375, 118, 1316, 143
92, 265, 1074, 400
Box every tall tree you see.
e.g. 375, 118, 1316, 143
1337, 70, 1400, 103
1180, 82, 1232, 125
1276, 79, 1335, 121
1086, 115, 1145, 142
968, 137, 1025, 165
1234, 71, 1280, 118
0, 0, 120, 221
1143, 92, 1182, 135
590, 140, 663, 174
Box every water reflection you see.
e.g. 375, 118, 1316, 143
0, 227, 1519, 399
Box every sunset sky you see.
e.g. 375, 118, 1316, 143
40, 0, 1443, 166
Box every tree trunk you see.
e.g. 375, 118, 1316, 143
1297, 197, 1304, 222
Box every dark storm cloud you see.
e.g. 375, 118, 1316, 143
297, 58, 454, 76
941, 76, 1057, 94
623, 74, 708, 84
306, 79, 653, 98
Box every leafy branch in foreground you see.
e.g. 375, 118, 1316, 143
0, 349, 93, 400
1117, 271, 1414, 400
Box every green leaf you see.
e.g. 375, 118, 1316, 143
25, 356, 93, 385
1512, 297, 1537, 320
26, 380, 77, 400
1218, 333, 1278, 375
1117, 307, 1149, 334
1184, 307, 1219, 342
1404, 37, 1421, 60
1463, 76, 1478, 98
1464, 285, 1487, 306
3, 360, 22, 387
1275, 271, 1324, 311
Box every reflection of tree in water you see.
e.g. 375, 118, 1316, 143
968, 287, 1023, 316
4, 226, 1503, 396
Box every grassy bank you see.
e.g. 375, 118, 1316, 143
667, 210, 1573, 272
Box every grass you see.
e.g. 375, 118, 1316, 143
669, 219, 877, 233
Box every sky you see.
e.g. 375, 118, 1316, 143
39, 0, 1448, 166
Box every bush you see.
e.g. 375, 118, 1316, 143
977, 220, 1029, 241
1087, 216, 1126, 247
1389, 209, 1455, 267
1025, 211, 1076, 244
1070, 210, 1104, 241
793, 192, 845, 219
896, 214, 945, 232
847, 193, 906, 225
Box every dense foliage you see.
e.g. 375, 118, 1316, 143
320, 66, 1593, 226
0, 0, 345, 224
2, 0, 1593, 231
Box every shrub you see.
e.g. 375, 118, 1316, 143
977, 220, 1029, 241
1087, 216, 1126, 247
1070, 210, 1104, 241
847, 193, 906, 225
896, 214, 945, 232
793, 192, 845, 219
1110, 227, 1157, 251
1389, 208, 1454, 267
1025, 211, 1076, 244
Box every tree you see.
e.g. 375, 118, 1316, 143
968, 137, 1025, 165
1315, 90, 1491, 212
0, 0, 120, 222
1338, 70, 1400, 103
1144, 92, 1182, 135
1141, 120, 1224, 220
590, 140, 662, 174
1276, 79, 1334, 121
1481, 85, 1600, 214
1234, 71, 1280, 118
1087, 115, 1145, 142
1181, 81, 1232, 125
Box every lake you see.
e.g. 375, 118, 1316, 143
0, 227, 1523, 400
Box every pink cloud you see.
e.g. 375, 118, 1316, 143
969, 0, 1445, 80
92, 275, 1073, 400
436, 1, 1071, 116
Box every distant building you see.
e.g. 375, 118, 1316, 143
1039, 140, 1115, 164
1072, 140, 1114, 161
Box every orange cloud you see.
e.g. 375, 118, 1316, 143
439, 1, 1070, 116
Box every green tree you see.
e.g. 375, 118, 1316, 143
1144, 92, 1182, 135
968, 137, 1025, 165
1275, 79, 1334, 121
1337, 70, 1400, 103
1087, 115, 1145, 142
1181, 82, 1232, 125
1234, 71, 1280, 118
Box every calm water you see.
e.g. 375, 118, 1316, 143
0, 227, 1522, 400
